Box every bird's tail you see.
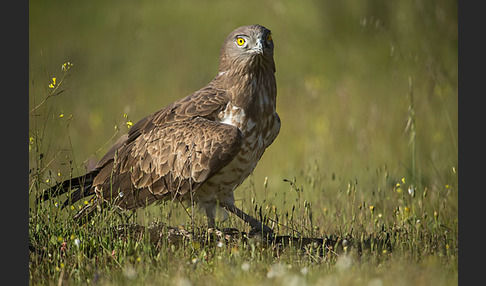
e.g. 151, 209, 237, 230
37, 170, 99, 208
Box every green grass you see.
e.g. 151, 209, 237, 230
29, 0, 457, 285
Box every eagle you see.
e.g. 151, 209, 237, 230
39, 24, 280, 235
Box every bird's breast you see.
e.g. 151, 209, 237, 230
195, 71, 279, 203
213, 92, 279, 187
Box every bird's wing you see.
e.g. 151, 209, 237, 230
127, 83, 228, 141
93, 83, 229, 175
92, 117, 243, 210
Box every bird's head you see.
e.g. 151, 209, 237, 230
219, 25, 275, 74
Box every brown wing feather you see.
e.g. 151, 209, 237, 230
92, 82, 229, 173
128, 83, 229, 138
92, 117, 242, 210
73, 63, 235, 212
88, 82, 231, 208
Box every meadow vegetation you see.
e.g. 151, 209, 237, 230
29, 1, 457, 285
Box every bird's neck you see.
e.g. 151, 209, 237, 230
218, 66, 276, 108
216, 66, 277, 127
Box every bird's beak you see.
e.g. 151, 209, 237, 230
252, 39, 264, 55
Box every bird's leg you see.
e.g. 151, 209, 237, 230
221, 203, 273, 237
204, 206, 216, 229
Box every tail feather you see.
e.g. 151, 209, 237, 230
61, 187, 94, 208
38, 170, 99, 206
37, 169, 105, 224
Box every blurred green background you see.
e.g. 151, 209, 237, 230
29, 0, 457, 214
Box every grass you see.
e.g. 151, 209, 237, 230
29, 1, 457, 285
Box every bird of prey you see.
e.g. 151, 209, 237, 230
39, 24, 280, 234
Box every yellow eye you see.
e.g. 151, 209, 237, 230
236, 37, 246, 46
267, 34, 272, 42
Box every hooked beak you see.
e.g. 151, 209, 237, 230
252, 39, 264, 55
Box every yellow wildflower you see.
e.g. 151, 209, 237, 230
62, 62, 73, 72
49, 77, 57, 88
396, 183, 403, 194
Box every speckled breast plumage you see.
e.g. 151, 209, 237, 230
194, 76, 280, 208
